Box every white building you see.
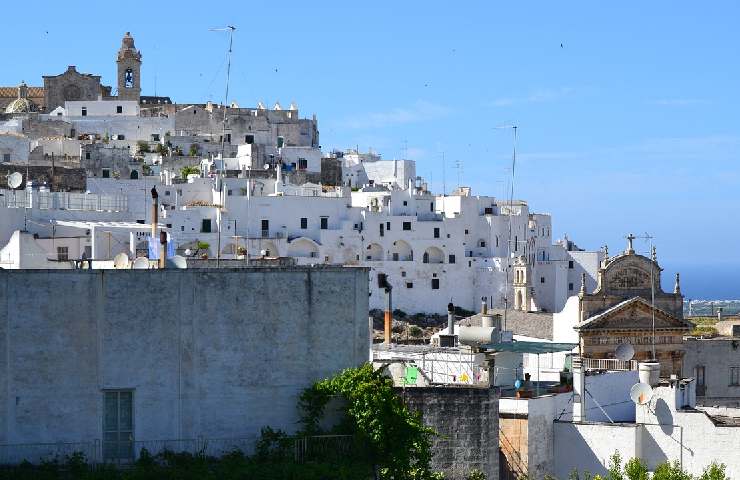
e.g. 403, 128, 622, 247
0, 168, 601, 315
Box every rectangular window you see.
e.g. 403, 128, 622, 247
403, 201, 408, 206
2, 153, 10, 162
379, 223, 384, 237
568, 260, 574, 269
102, 169, 110, 178
117, 134, 125, 140
433, 228, 440, 238
103, 390, 134, 462
320, 217, 328, 230
484, 207, 493, 215
514, 235, 518, 251
56, 246, 69, 261
430, 202, 434, 212
201, 219, 212, 233
116, 105, 123, 114
465, 229, 469, 235
151, 134, 160, 142
568, 282, 574, 291
300, 217, 308, 229
245, 134, 254, 144
298, 158, 308, 170
224, 133, 231, 143
540, 277, 545, 283
403, 222, 411, 231
448, 254, 456, 264
261, 219, 269, 237
81, 107, 87, 117
431, 279, 440, 290
731, 367, 740, 386
406, 282, 413, 289
85, 151, 91, 160
386, 222, 390, 231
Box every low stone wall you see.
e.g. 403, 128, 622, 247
400, 386, 499, 480
0, 164, 86, 191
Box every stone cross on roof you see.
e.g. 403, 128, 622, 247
626, 233, 636, 254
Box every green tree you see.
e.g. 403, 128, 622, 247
181, 166, 200, 178
137, 141, 150, 154
155, 143, 168, 155
188, 143, 201, 156
624, 457, 649, 480
299, 363, 438, 480
650, 461, 692, 480
699, 462, 728, 480
606, 451, 625, 480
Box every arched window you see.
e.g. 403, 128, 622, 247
130, 170, 139, 179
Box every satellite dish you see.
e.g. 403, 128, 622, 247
7, 172, 22, 189
184, 248, 192, 257
113, 252, 130, 269
166, 255, 187, 269
630, 382, 653, 405
132, 257, 150, 269
615, 343, 635, 362
260, 249, 267, 257
263, 164, 270, 170
514, 379, 522, 389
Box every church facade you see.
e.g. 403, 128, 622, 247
1, 32, 143, 114
575, 235, 691, 376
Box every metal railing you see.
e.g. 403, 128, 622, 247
581, 357, 638, 371
0, 189, 127, 212
0, 434, 356, 466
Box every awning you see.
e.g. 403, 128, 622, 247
53, 220, 163, 230
481, 341, 577, 354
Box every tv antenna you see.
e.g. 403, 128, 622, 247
495, 125, 518, 330
209, 25, 236, 268
113, 252, 130, 269
633, 232, 656, 360
630, 382, 653, 405
7, 172, 22, 189
615, 342, 635, 362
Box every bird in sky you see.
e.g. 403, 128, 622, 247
560, 43, 564, 48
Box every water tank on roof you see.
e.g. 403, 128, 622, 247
457, 326, 500, 348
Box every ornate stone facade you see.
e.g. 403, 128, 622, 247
43, 66, 104, 113
575, 235, 690, 376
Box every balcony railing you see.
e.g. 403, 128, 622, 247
582, 357, 637, 372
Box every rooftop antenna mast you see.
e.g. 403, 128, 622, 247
210, 25, 236, 268
637, 232, 656, 360
441, 151, 446, 196
495, 125, 518, 330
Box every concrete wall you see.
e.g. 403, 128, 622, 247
554, 382, 740, 478
553, 422, 641, 478
0, 267, 369, 448
401, 387, 499, 480
683, 337, 740, 406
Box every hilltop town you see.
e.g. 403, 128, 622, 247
0, 32, 737, 480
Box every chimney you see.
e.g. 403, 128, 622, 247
481, 296, 488, 315
378, 274, 392, 345
572, 356, 586, 422
447, 302, 455, 336
159, 231, 167, 269
151, 187, 160, 266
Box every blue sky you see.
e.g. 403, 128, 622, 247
2, 1, 738, 298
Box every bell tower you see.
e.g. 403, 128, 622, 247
117, 32, 142, 102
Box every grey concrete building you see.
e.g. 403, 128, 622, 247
0, 266, 369, 462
